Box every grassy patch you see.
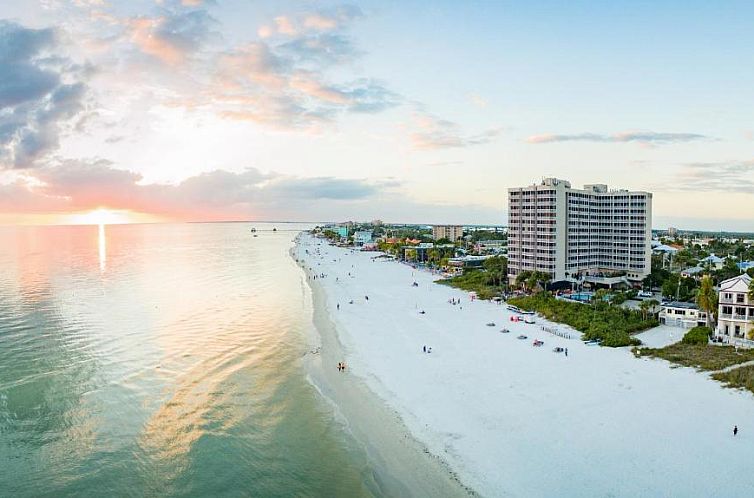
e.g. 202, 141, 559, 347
507, 293, 656, 347
712, 365, 754, 393
638, 343, 754, 371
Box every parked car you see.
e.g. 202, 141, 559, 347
637, 290, 653, 298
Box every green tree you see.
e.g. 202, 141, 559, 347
515, 270, 532, 290
483, 256, 507, 287
696, 275, 717, 328
749, 277, 754, 301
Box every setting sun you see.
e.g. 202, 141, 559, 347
68, 208, 131, 226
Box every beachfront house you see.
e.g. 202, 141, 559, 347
354, 230, 373, 246
715, 274, 754, 345
659, 302, 708, 329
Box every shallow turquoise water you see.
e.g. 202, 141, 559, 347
0, 223, 377, 497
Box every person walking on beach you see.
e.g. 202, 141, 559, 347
423, 345, 426, 353
565, 348, 568, 357
734, 425, 738, 436
337, 303, 340, 310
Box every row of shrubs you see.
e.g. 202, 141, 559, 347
507, 293, 658, 347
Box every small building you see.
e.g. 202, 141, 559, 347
432, 225, 464, 242
680, 266, 705, 279
336, 226, 349, 238
715, 274, 754, 345
447, 254, 493, 269
474, 240, 507, 253
652, 244, 679, 255
737, 261, 754, 272
353, 230, 373, 246
700, 254, 725, 269
659, 302, 708, 329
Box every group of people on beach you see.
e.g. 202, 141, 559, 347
337, 362, 347, 372
422, 345, 433, 354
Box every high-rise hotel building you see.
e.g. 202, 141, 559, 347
507, 178, 652, 285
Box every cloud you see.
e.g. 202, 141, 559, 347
202, 40, 399, 128
1, 160, 400, 220
279, 33, 361, 65
0, 21, 91, 169
2, 160, 504, 223
526, 130, 709, 145
127, 8, 217, 65
258, 5, 363, 39
468, 93, 488, 108
410, 112, 500, 150
668, 159, 754, 193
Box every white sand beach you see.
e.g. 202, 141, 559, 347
294, 233, 754, 497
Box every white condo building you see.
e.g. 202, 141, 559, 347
507, 178, 652, 285
716, 274, 754, 345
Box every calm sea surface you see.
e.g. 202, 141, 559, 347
0, 222, 376, 497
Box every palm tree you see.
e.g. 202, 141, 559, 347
638, 299, 651, 320
696, 275, 717, 329
645, 298, 660, 319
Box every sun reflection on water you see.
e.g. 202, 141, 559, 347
98, 223, 106, 272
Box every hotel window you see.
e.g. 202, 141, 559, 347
736, 294, 745, 303
735, 325, 741, 337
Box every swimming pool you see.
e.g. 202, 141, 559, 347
567, 291, 594, 302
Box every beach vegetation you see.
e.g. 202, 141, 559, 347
507, 293, 657, 347
712, 365, 754, 394
681, 326, 712, 345
638, 343, 754, 371
437, 256, 508, 299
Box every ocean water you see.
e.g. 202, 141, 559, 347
0, 223, 377, 497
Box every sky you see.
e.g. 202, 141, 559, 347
1, 0, 753, 229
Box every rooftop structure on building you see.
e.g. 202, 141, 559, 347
507, 178, 652, 286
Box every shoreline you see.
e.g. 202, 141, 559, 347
291, 237, 473, 497
293, 232, 754, 497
